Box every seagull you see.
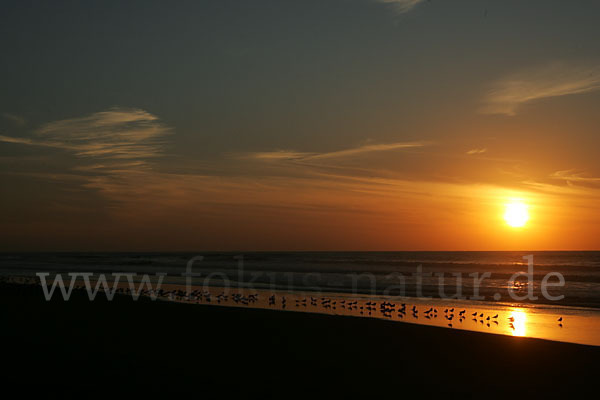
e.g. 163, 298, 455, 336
472, 312, 478, 317
558, 317, 563, 322
508, 316, 515, 322
492, 314, 498, 319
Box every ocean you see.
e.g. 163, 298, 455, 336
2, 251, 599, 309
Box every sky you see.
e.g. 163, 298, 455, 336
1, 0, 600, 251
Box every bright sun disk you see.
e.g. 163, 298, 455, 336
504, 200, 529, 228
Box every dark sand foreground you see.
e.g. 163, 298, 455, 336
3, 283, 597, 398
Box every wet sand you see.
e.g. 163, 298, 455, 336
3, 282, 598, 397
157, 284, 600, 346
28, 272, 598, 345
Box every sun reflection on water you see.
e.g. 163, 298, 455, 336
508, 310, 527, 337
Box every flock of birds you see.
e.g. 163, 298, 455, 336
120, 287, 565, 330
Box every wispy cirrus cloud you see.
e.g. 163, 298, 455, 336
0, 108, 171, 160
377, 0, 426, 14
243, 141, 429, 161
550, 169, 600, 187
481, 62, 600, 116
466, 148, 487, 155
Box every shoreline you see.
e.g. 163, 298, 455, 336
7, 276, 600, 346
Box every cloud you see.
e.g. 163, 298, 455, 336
1, 113, 26, 127
0, 108, 171, 160
0, 108, 173, 203
550, 169, 600, 187
244, 141, 429, 161
377, 0, 425, 14
248, 151, 313, 161
0, 135, 38, 146
466, 148, 487, 155
481, 62, 600, 116
37, 108, 171, 159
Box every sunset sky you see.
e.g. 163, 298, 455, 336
2, 0, 600, 251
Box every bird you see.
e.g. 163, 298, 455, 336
492, 314, 498, 319
508, 316, 515, 322
472, 312, 478, 316
558, 317, 563, 322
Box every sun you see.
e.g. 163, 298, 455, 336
504, 200, 529, 228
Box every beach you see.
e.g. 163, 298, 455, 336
3, 282, 598, 397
